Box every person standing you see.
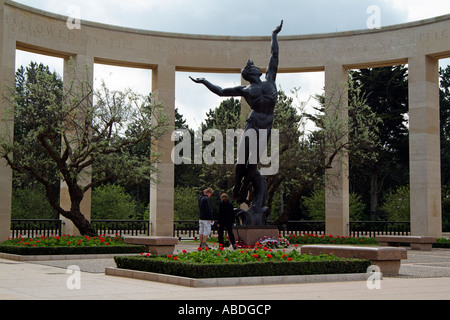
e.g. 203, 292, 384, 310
198, 187, 214, 249
218, 193, 237, 249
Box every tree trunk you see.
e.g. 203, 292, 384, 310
64, 208, 96, 236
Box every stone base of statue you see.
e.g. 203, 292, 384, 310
232, 225, 279, 246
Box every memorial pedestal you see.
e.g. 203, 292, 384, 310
232, 225, 279, 246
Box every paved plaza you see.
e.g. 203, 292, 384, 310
1, 243, 450, 301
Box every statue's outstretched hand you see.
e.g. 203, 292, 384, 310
189, 76, 205, 84
273, 20, 283, 34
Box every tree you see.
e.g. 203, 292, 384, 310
349, 65, 409, 218
274, 79, 381, 223
174, 185, 200, 220
174, 107, 202, 188
264, 89, 304, 218
302, 186, 366, 221
91, 183, 137, 220
12, 184, 56, 219
439, 65, 450, 231
199, 97, 241, 193
439, 65, 450, 195
0, 61, 169, 236
379, 185, 410, 221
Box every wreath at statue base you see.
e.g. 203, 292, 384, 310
232, 225, 279, 247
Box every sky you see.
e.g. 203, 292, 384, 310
13, 0, 450, 130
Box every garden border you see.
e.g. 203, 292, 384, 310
0, 252, 140, 261
104, 267, 378, 287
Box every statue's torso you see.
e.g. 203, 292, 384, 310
243, 80, 277, 115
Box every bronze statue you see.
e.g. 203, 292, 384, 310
190, 20, 283, 226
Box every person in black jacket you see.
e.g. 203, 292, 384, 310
198, 187, 214, 249
218, 193, 237, 249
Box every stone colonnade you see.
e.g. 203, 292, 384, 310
0, 0, 449, 240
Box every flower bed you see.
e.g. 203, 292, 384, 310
0, 234, 145, 255
286, 234, 378, 245
114, 246, 371, 278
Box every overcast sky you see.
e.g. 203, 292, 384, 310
13, 0, 450, 130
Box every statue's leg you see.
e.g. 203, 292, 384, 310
233, 163, 245, 200
238, 164, 257, 204
233, 126, 251, 202
245, 170, 269, 225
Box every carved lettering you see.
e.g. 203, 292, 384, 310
378, 29, 449, 52
110, 39, 134, 50
7, 16, 76, 42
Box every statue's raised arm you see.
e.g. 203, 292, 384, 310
266, 20, 283, 82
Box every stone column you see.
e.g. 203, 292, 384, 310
324, 64, 350, 236
0, 0, 15, 241
150, 64, 175, 236
408, 55, 442, 237
59, 54, 94, 236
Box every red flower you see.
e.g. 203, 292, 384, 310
287, 257, 293, 261
167, 254, 173, 259
174, 256, 178, 260
197, 247, 202, 251
266, 254, 273, 259
182, 249, 187, 254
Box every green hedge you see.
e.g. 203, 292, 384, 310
114, 255, 371, 278
0, 244, 146, 255
434, 238, 450, 248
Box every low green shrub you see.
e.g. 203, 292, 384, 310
434, 238, 450, 248
114, 247, 371, 278
0, 235, 145, 255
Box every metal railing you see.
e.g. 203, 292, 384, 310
10, 219, 62, 238
91, 219, 149, 236
349, 221, 410, 237
8, 219, 411, 240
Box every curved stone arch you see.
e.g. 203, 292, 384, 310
1, 0, 449, 238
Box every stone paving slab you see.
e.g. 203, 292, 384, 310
2, 257, 450, 300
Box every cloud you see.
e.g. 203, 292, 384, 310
385, 0, 450, 22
